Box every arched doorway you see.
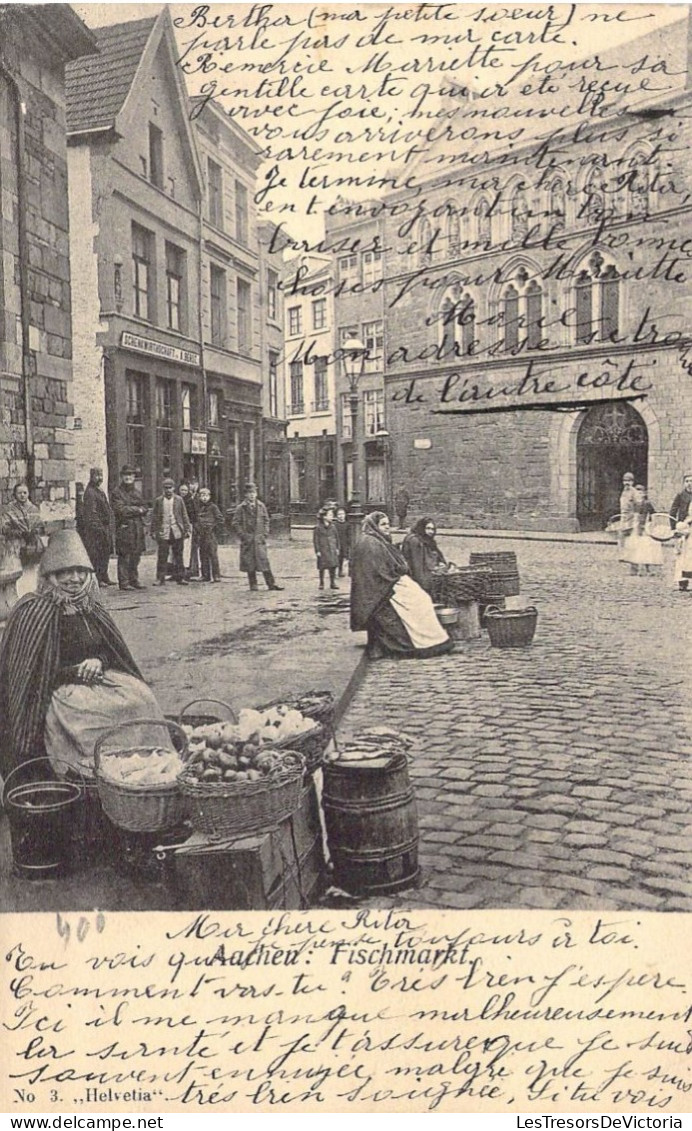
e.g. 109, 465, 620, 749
577, 402, 648, 530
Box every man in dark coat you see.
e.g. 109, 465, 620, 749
110, 465, 148, 590
151, 478, 191, 585
78, 467, 114, 585
670, 473, 692, 591
233, 482, 283, 591
186, 477, 201, 579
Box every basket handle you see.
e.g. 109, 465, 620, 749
93, 718, 188, 772
484, 604, 503, 616
177, 698, 238, 724
2, 756, 85, 808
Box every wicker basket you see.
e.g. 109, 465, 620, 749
94, 718, 189, 833
259, 695, 330, 772
469, 551, 520, 597
178, 750, 305, 840
176, 698, 238, 730
485, 605, 538, 648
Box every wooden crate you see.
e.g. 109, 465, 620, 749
172, 780, 326, 910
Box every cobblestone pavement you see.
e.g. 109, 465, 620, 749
341, 536, 692, 913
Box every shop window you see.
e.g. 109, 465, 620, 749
210, 264, 227, 347
237, 277, 251, 351
126, 371, 146, 477
318, 438, 336, 503
181, 383, 194, 431
165, 242, 185, 333
313, 357, 329, 412
288, 306, 302, 336
363, 389, 385, 436
362, 249, 382, 286
208, 158, 223, 229
156, 379, 174, 480
363, 320, 384, 374
235, 179, 248, 245
149, 123, 163, 189
290, 446, 307, 503
366, 458, 385, 503
268, 351, 279, 418
289, 361, 304, 414
267, 269, 278, 321
208, 390, 220, 428
132, 223, 154, 322
313, 298, 327, 330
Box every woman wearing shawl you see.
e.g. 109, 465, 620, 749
350, 512, 453, 660
401, 517, 447, 593
1, 482, 46, 596
0, 529, 163, 780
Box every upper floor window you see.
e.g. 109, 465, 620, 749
208, 390, 220, 428
626, 153, 650, 218
583, 169, 607, 224
363, 320, 384, 374
268, 351, 279, 418
339, 254, 359, 287
210, 264, 227, 347
267, 270, 278, 321
549, 180, 566, 232
501, 267, 543, 352
339, 325, 358, 376
288, 306, 302, 336
313, 356, 329, 412
235, 180, 248, 245
362, 249, 383, 286
363, 389, 385, 436
510, 187, 530, 242
165, 242, 185, 333
313, 298, 327, 331
132, 223, 154, 322
418, 216, 433, 266
476, 197, 491, 244
439, 283, 475, 359
237, 278, 251, 351
208, 159, 223, 229
148, 123, 163, 189
575, 253, 621, 344
289, 360, 304, 414
446, 210, 461, 259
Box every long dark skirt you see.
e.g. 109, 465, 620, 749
367, 601, 453, 660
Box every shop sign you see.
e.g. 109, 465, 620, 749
191, 431, 208, 455
121, 332, 200, 368
414, 438, 432, 450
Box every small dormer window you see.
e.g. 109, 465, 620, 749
149, 123, 163, 189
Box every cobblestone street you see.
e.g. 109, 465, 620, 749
342, 535, 692, 914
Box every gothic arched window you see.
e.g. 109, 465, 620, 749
549, 180, 566, 232
446, 210, 461, 259
418, 216, 433, 266
511, 188, 530, 242
476, 197, 491, 244
438, 283, 476, 358
499, 267, 543, 353
627, 154, 649, 218
526, 280, 543, 349
574, 253, 621, 344
504, 285, 520, 351
584, 170, 606, 224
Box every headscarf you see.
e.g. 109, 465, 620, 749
361, 511, 408, 571
39, 570, 101, 615
411, 516, 441, 551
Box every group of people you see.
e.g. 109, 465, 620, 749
312, 504, 349, 589
74, 467, 283, 593
617, 471, 692, 589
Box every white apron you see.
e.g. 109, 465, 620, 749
389, 575, 449, 650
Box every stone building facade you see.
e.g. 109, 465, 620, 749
258, 221, 289, 519
0, 5, 95, 518
377, 17, 692, 531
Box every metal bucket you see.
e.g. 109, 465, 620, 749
3, 758, 83, 879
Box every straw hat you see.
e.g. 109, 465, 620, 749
40, 529, 93, 576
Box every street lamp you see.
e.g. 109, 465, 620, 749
342, 336, 366, 547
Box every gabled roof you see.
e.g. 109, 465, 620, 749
65, 14, 157, 135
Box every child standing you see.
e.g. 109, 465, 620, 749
314, 506, 340, 590
335, 505, 349, 577
195, 487, 225, 582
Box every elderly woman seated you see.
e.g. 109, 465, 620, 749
350, 512, 454, 660
0, 529, 163, 782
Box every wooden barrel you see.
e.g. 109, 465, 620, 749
321, 754, 420, 895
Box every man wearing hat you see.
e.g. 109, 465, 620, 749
151, 477, 192, 585
232, 482, 283, 591
78, 468, 114, 586
110, 465, 148, 590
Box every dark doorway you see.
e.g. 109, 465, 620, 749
577, 402, 648, 530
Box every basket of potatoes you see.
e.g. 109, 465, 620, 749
177, 713, 305, 839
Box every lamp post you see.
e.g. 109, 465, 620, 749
342, 336, 366, 549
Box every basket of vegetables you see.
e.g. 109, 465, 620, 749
177, 723, 305, 839
259, 692, 333, 767
94, 718, 189, 833
176, 698, 238, 729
